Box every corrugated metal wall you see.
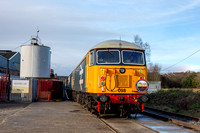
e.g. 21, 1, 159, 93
9, 52, 20, 71
0, 52, 20, 71
0, 55, 7, 69
31, 79, 38, 102
37, 79, 63, 100
10, 79, 63, 102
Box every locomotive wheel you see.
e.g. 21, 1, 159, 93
85, 95, 89, 110
87, 96, 93, 112
77, 93, 80, 103
72, 91, 77, 102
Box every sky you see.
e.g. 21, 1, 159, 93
0, 0, 200, 75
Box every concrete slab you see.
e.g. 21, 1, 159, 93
0, 102, 30, 124
101, 117, 157, 133
0, 101, 113, 133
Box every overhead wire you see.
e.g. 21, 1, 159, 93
10, 39, 31, 51
0, 39, 31, 59
162, 48, 200, 72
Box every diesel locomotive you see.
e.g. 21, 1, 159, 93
67, 40, 149, 117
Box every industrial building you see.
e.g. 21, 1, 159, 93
0, 50, 20, 78
10, 34, 64, 102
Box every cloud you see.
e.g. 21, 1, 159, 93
161, 63, 200, 73
160, 0, 200, 16
1, 0, 200, 75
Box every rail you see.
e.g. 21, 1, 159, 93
143, 106, 200, 131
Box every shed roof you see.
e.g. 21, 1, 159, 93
91, 40, 143, 50
0, 50, 17, 59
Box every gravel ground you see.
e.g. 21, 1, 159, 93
0, 102, 30, 124
189, 121, 200, 127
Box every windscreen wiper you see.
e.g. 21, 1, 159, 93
107, 49, 115, 57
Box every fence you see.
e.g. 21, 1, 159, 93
0, 73, 7, 101
10, 79, 38, 102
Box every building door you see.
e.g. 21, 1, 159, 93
0, 73, 7, 101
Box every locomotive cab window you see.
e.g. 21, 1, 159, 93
122, 50, 144, 65
89, 51, 94, 66
97, 50, 120, 64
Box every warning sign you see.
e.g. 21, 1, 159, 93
12, 80, 29, 93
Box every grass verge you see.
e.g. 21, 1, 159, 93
145, 89, 200, 117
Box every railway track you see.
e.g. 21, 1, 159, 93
96, 114, 197, 133
85, 104, 197, 133
143, 106, 200, 132
97, 116, 118, 133
98, 115, 157, 133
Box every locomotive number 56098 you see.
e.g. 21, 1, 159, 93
118, 89, 126, 92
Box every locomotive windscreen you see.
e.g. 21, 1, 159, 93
97, 50, 120, 64
122, 50, 144, 65
96, 49, 145, 65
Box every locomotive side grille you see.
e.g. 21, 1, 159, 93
116, 75, 129, 88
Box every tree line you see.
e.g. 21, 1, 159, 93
161, 71, 200, 88
147, 62, 200, 88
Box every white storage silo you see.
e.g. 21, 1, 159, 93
20, 44, 51, 78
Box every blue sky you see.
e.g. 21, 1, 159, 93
0, 0, 200, 75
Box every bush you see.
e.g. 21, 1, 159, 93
181, 72, 198, 88
145, 89, 200, 117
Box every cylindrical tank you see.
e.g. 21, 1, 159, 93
20, 45, 51, 78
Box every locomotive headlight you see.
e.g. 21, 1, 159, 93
138, 95, 150, 103
119, 68, 126, 74
97, 95, 110, 103
136, 79, 149, 92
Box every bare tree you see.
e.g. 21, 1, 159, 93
133, 35, 151, 63
148, 63, 161, 81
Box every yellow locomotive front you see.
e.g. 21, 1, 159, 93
85, 40, 149, 117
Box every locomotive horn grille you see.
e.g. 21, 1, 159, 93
116, 75, 129, 88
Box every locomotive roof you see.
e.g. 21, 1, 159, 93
91, 40, 144, 50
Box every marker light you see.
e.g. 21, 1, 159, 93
101, 76, 105, 80
134, 99, 138, 102
100, 81, 105, 86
